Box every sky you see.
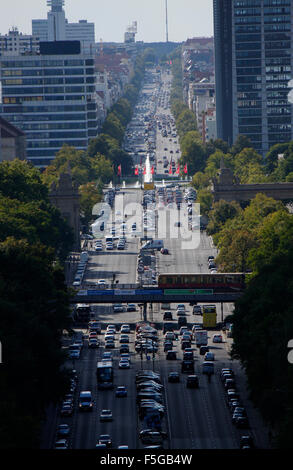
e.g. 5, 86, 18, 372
1, 0, 214, 43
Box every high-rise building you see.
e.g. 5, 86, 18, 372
32, 0, 95, 54
213, 0, 293, 155
0, 41, 98, 168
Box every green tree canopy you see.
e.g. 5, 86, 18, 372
0, 159, 48, 202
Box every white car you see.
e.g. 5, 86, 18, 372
100, 409, 113, 422
98, 279, 106, 285
120, 324, 130, 333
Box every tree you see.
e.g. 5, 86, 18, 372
42, 145, 91, 187
101, 112, 125, 143
91, 154, 114, 184
231, 249, 293, 445
230, 135, 253, 156
79, 182, 103, 226
111, 98, 132, 127
0, 159, 48, 203
87, 134, 119, 159
197, 188, 213, 216
216, 225, 257, 272
233, 147, 262, 180
192, 171, 210, 190
264, 142, 290, 174
0, 238, 71, 448
180, 131, 206, 174
176, 109, 197, 138
0, 195, 73, 261
207, 200, 242, 236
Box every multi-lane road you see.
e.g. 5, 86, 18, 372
48, 68, 270, 451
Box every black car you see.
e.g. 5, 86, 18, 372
98, 434, 112, 448
163, 311, 173, 321
120, 344, 130, 354
240, 435, 254, 449
168, 372, 180, 383
186, 375, 199, 388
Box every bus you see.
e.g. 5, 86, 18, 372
158, 273, 245, 292
202, 305, 217, 328
96, 361, 114, 389
74, 304, 92, 323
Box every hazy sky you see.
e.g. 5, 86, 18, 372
1, 0, 214, 43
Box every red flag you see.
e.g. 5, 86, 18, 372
176, 165, 180, 175
117, 164, 122, 176
143, 167, 146, 175
134, 166, 139, 176
169, 165, 172, 175
151, 166, 155, 175
183, 163, 188, 174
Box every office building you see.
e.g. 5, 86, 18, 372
0, 116, 26, 162
0, 28, 40, 56
213, 0, 293, 155
0, 41, 98, 168
32, 0, 95, 54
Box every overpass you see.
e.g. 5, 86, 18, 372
72, 285, 243, 305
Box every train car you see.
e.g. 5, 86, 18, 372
158, 273, 245, 292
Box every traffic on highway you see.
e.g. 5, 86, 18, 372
51, 68, 269, 451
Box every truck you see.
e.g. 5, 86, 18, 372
141, 239, 164, 251
194, 329, 208, 347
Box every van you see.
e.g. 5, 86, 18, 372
79, 391, 93, 411
141, 239, 164, 251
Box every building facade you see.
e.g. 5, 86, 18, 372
213, 0, 293, 155
0, 42, 98, 167
0, 28, 40, 56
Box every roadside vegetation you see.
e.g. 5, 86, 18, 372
0, 159, 73, 448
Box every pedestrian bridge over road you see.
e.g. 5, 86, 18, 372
71, 285, 243, 304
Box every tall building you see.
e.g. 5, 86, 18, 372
32, 0, 95, 54
0, 41, 98, 168
213, 0, 293, 155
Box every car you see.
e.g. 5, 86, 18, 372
120, 344, 130, 354
121, 324, 131, 333
102, 351, 112, 360
98, 434, 112, 448
55, 439, 68, 449
166, 350, 177, 360
240, 435, 254, 449
186, 375, 199, 388
60, 404, 73, 417
204, 352, 214, 361
105, 340, 115, 349
199, 346, 209, 355
115, 386, 127, 397
100, 409, 113, 422
56, 424, 70, 438
213, 334, 223, 343
95, 245, 103, 252
119, 334, 129, 344
119, 359, 130, 369
139, 429, 167, 445
234, 416, 249, 428
69, 349, 80, 359
163, 341, 173, 352
168, 372, 180, 383
193, 305, 202, 315
160, 248, 169, 254
113, 304, 124, 313
88, 338, 99, 348
177, 304, 185, 311
163, 311, 173, 321
126, 304, 136, 312
97, 279, 106, 285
